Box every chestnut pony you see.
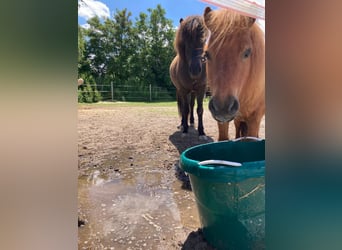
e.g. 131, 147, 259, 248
170, 16, 209, 138
203, 7, 265, 141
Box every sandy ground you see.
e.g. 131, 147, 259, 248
78, 101, 265, 249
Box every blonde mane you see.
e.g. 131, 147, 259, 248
205, 9, 256, 55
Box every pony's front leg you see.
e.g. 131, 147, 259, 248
189, 92, 195, 127
234, 120, 248, 138
217, 122, 229, 141
196, 94, 206, 137
245, 117, 263, 138
234, 115, 263, 138
181, 95, 190, 134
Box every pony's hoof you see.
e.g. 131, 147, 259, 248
199, 135, 208, 140
189, 123, 194, 127
181, 133, 188, 138
177, 125, 183, 130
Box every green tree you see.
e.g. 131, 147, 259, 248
78, 74, 101, 103
83, 16, 108, 84
78, 4, 176, 102
107, 9, 135, 88
146, 5, 175, 94
78, 25, 91, 75
124, 12, 152, 100
78, 25, 85, 70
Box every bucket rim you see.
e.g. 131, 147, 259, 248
180, 139, 265, 182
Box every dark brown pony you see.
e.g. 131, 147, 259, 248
203, 7, 265, 141
170, 16, 209, 138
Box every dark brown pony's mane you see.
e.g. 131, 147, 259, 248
205, 9, 255, 55
174, 15, 207, 59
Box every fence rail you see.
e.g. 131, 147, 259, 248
78, 83, 176, 102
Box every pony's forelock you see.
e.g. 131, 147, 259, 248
205, 9, 254, 55
174, 15, 208, 57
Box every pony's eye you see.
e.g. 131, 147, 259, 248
201, 51, 209, 63
243, 48, 252, 58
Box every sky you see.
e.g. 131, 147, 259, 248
78, 0, 264, 31
78, 0, 213, 27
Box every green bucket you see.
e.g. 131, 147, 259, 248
180, 137, 265, 250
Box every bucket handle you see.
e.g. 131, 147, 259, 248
198, 160, 242, 167
233, 136, 263, 142
197, 137, 263, 167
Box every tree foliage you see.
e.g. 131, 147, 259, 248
78, 73, 102, 103
78, 4, 176, 102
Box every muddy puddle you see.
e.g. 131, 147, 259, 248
77, 106, 264, 249
78, 152, 204, 249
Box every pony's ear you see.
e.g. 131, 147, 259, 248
203, 7, 212, 25
179, 18, 183, 23
248, 17, 256, 27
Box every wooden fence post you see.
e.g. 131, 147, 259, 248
111, 82, 114, 101
149, 84, 152, 102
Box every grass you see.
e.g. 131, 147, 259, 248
78, 100, 212, 118
78, 101, 180, 117
78, 99, 211, 119
78, 101, 176, 107
78, 98, 210, 108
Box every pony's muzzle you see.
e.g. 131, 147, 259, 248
189, 60, 202, 79
189, 49, 204, 79
209, 96, 239, 122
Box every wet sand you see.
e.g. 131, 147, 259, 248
78, 102, 265, 249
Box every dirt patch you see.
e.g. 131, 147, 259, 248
78, 102, 265, 249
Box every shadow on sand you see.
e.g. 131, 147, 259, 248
169, 129, 217, 249
169, 127, 214, 155
181, 228, 216, 250
169, 127, 214, 191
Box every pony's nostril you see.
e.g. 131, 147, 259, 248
228, 98, 239, 114
209, 98, 218, 112
210, 96, 239, 116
